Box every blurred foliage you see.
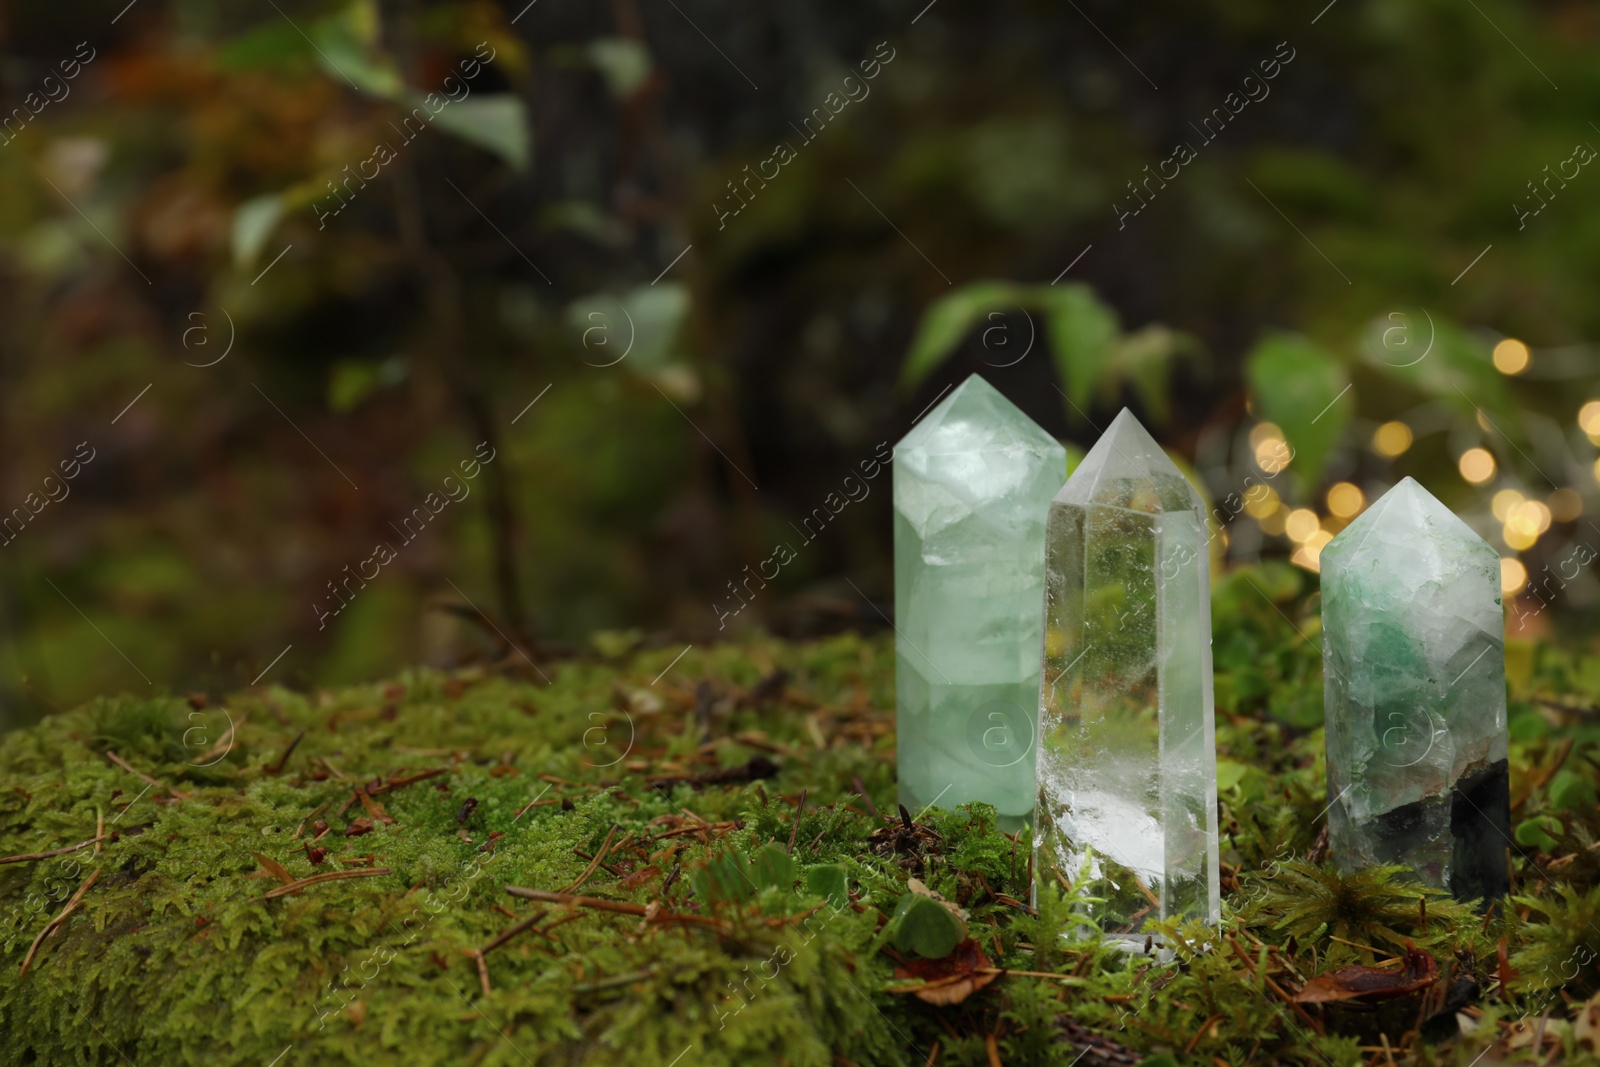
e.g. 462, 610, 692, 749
0, 0, 1598, 723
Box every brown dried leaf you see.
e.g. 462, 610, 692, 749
251, 851, 296, 886
1294, 946, 1439, 1004
344, 818, 374, 838
890, 938, 998, 1006
356, 790, 395, 825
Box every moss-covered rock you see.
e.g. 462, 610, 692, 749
1, 582, 1597, 1065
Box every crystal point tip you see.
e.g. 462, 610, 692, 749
1052, 408, 1201, 514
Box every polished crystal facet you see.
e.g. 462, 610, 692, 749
1034, 409, 1220, 937
894, 374, 1067, 828
1320, 477, 1510, 901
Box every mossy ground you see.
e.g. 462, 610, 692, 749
1, 564, 1598, 1066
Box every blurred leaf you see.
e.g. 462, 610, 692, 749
1110, 324, 1195, 424
567, 284, 689, 375
1549, 769, 1597, 812
752, 842, 795, 891
328, 358, 406, 413
1514, 815, 1562, 850
588, 38, 652, 98
1361, 314, 1518, 425
900, 280, 1020, 388
1246, 331, 1351, 494
217, 22, 310, 71
426, 95, 531, 171
232, 194, 284, 269
1037, 283, 1119, 418
1217, 759, 1249, 794
804, 864, 849, 906
888, 892, 966, 959
311, 4, 403, 98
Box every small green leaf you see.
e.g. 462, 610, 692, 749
232, 194, 284, 269
588, 38, 652, 98
1514, 815, 1562, 851
900, 281, 1021, 388
426, 95, 531, 171
310, 4, 403, 98
1216, 759, 1248, 794
567, 285, 689, 374
1548, 769, 1596, 812
1037, 283, 1118, 418
804, 864, 849, 906
1245, 331, 1351, 495
889, 892, 966, 959
752, 843, 794, 891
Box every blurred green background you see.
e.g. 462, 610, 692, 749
1, 0, 1597, 727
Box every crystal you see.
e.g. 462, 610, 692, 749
1320, 477, 1510, 901
894, 374, 1067, 829
1034, 409, 1220, 936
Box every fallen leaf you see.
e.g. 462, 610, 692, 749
1295, 946, 1439, 1004
890, 938, 998, 1005
356, 790, 395, 825
345, 818, 374, 838
251, 851, 295, 886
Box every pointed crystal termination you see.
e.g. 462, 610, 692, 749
1034, 409, 1220, 937
894, 374, 1067, 829
1320, 477, 1510, 901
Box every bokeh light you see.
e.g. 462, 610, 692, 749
1549, 488, 1583, 522
1491, 489, 1524, 521
1458, 448, 1496, 484
1326, 482, 1363, 518
1373, 421, 1413, 457
1500, 558, 1528, 596
1244, 486, 1280, 518
1285, 508, 1321, 542
1578, 400, 1600, 436
1251, 422, 1290, 473
1492, 338, 1530, 374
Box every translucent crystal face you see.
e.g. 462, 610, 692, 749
1034, 409, 1220, 935
1320, 477, 1510, 899
893, 374, 1067, 826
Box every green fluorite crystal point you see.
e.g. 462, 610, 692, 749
893, 374, 1067, 827
1035, 409, 1221, 936
1320, 477, 1511, 901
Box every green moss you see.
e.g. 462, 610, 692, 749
1, 585, 1598, 1065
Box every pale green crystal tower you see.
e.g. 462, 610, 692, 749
1035, 410, 1220, 937
1320, 477, 1510, 901
894, 374, 1066, 828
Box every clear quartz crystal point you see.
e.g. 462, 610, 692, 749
894, 373, 1067, 830
1034, 409, 1220, 937
1320, 476, 1510, 901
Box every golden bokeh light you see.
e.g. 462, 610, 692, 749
1578, 400, 1600, 436
1492, 338, 1530, 374
1244, 486, 1280, 519
1326, 482, 1363, 519
1458, 448, 1496, 484
1500, 558, 1527, 597
1249, 422, 1283, 449
1285, 508, 1321, 542
1373, 421, 1413, 457
1491, 489, 1524, 521
1251, 423, 1291, 474
1505, 500, 1551, 543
